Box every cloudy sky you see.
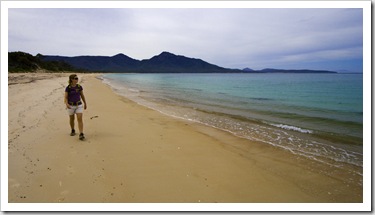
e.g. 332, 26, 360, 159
8, 7, 363, 72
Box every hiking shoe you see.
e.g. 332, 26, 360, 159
70, 129, 76, 136
79, 133, 85, 141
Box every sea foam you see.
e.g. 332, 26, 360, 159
270, 123, 313, 134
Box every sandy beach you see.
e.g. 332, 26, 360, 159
7, 73, 362, 204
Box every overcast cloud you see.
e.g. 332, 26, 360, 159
8, 8, 363, 72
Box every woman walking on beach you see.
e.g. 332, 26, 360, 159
64, 74, 87, 140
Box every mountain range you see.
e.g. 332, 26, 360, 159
39, 52, 241, 73
9, 51, 337, 73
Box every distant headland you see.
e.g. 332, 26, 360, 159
8, 51, 337, 74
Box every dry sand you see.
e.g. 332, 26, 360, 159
7, 73, 362, 204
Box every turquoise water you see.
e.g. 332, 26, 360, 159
102, 73, 363, 171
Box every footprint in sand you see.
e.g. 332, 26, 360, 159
57, 190, 69, 202
67, 166, 76, 175
60, 190, 69, 195
9, 178, 21, 188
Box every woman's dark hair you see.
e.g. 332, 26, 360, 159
68, 74, 77, 85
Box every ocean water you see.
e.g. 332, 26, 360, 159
101, 73, 363, 177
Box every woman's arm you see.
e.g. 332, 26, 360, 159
81, 91, 87, 110
64, 92, 70, 109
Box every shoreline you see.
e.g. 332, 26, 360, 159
8, 73, 362, 204
101, 73, 363, 180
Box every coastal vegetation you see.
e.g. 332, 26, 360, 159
8, 51, 80, 73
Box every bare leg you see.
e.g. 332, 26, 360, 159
76, 113, 83, 134
69, 115, 75, 130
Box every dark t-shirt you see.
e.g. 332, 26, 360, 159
65, 85, 83, 103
